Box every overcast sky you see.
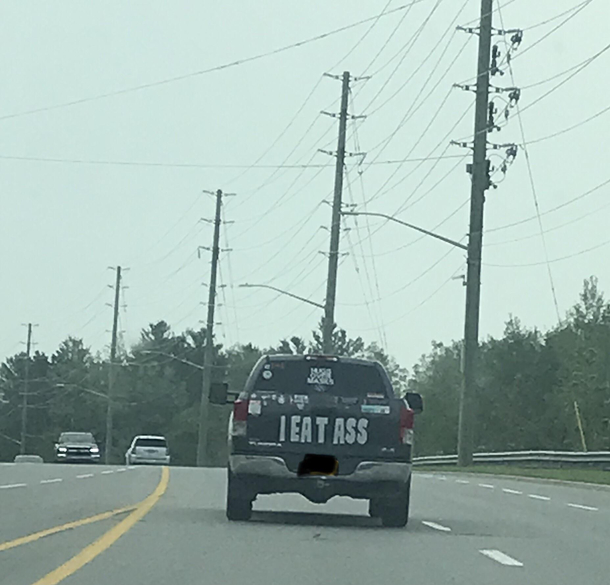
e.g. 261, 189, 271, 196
1, 0, 609, 371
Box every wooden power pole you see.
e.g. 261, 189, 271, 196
197, 189, 223, 467
105, 266, 122, 464
19, 323, 33, 455
323, 71, 350, 354
457, 0, 494, 466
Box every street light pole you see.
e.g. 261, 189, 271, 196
139, 350, 204, 371
239, 283, 324, 310
342, 211, 467, 251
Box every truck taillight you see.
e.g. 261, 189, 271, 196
232, 399, 249, 436
399, 403, 414, 444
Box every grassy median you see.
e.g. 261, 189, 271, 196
416, 465, 610, 485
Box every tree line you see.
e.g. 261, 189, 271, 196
0, 320, 405, 465
1, 277, 608, 464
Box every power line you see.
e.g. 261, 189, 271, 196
360, 0, 446, 115
343, 164, 387, 349
365, 0, 469, 118
486, 176, 610, 233
227, 119, 335, 213
525, 103, 610, 146
229, 163, 328, 242
363, 95, 473, 206
486, 195, 610, 247
521, 51, 603, 91
222, 77, 326, 189
356, 263, 465, 331
0, 152, 464, 169
230, 201, 324, 253
127, 192, 202, 268
0, 1, 428, 123
512, 0, 594, 61
456, 0, 594, 87
223, 0, 406, 203
220, 205, 241, 344
359, 1, 416, 77
518, 41, 610, 117
339, 240, 462, 306
522, 0, 593, 31
485, 236, 610, 268
498, 1, 561, 322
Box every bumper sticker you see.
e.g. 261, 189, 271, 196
248, 400, 262, 416
361, 404, 390, 415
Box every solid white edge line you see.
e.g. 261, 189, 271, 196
40, 478, 63, 484
76, 473, 94, 479
0, 483, 27, 489
528, 494, 551, 501
480, 549, 524, 567
422, 520, 451, 532
567, 503, 598, 511
502, 488, 523, 495
478, 483, 495, 489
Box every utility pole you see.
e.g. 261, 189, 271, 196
323, 70, 350, 354
457, 0, 494, 467
20, 323, 33, 455
105, 266, 122, 464
197, 189, 223, 467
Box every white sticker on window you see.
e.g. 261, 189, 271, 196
307, 367, 334, 386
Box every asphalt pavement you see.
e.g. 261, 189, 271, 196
1, 462, 609, 584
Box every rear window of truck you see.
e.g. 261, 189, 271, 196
253, 360, 389, 398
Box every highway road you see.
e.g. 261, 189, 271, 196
1, 463, 609, 584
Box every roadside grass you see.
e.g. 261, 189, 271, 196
415, 465, 610, 485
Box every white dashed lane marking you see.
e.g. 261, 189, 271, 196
422, 521, 451, 532
0, 483, 27, 490
480, 549, 524, 567
567, 503, 598, 511
456, 479, 470, 484
101, 470, 114, 475
76, 474, 94, 479
502, 488, 522, 495
478, 483, 495, 489
40, 478, 63, 485
116, 468, 127, 473
528, 494, 551, 501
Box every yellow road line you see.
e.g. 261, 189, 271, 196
32, 466, 169, 585
0, 505, 136, 553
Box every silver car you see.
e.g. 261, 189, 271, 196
125, 435, 170, 466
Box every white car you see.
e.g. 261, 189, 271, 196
125, 435, 170, 466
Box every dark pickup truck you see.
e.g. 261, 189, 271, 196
226, 354, 423, 527
54, 432, 101, 463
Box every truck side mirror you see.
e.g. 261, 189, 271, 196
209, 382, 229, 405
405, 392, 423, 414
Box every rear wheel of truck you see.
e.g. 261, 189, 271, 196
380, 479, 411, 528
226, 468, 253, 521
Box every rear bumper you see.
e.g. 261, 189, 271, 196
230, 454, 411, 483
128, 455, 170, 465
